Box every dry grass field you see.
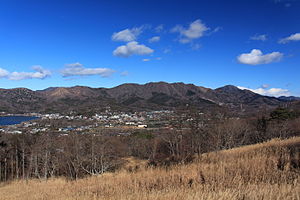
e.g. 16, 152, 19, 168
0, 137, 299, 200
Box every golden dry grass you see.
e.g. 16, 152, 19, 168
0, 137, 299, 200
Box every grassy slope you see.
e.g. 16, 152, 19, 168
0, 137, 299, 200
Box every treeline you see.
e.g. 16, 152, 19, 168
0, 107, 299, 182
0, 133, 128, 181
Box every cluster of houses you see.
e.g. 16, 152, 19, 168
0, 110, 175, 135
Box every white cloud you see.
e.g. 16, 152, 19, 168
155, 24, 164, 33
206, 27, 222, 36
0, 68, 9, 78
238, 86, 290, 97
191, 43, 201, 50
163, 48, 171, 54
178, 38, 191, 44
279, 33, 300, 44
121, 71, 129, 76
149, 36, 160, 43
0, 66, 51, 80
212, 27, 222, 33
9, 66, 51, 80
171, 19, 209, 43
142, 57, 162, 62
261, 84, 270, 89
113, 41, 154, 57
61, 63, 115, 77
237, 49, 283, 65
250, 34, 267, 41
111, 27, 142, 42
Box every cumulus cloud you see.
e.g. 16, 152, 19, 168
113, 41, 154, 57
237, 49, 283, 65
250, 34, 267, 41
279, 33, 300, 44
111, 27, 142, 42
9, 66, 51, 80
237, 86, 290, 97
171, 19, 209, 43
155, 24, 164, 33
0, 68, 9, 78
142, 58, 151, 62
0, 66, 51, 80
61, 63, 115, 77
149, 36, 160, 43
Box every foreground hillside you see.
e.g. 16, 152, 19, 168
0, 137, 299, 200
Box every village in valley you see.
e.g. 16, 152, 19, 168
0, 109, 175, 136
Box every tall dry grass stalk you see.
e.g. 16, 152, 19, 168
0, 137, 299, 200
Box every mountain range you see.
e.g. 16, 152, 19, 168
0, 82, 298, 115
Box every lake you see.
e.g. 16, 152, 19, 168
0, 116, 39, 126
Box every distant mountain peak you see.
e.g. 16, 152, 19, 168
39, 87, 59, 92
0, 82, 288, 115
278, 96, 300, 101
216, 85, 240, 92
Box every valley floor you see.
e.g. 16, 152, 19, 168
0, 137, 299, 200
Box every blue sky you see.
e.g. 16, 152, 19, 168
0, 0, 299, 96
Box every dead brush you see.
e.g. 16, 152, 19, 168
0, 137, 299, 200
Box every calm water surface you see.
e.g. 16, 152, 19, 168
0, 116, 39, 126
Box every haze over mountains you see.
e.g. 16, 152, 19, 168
0, 82, 298, 115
